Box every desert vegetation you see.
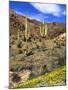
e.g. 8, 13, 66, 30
15, 65, 66, 88
9, 9, 66, 88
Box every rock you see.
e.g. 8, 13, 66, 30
18, 70, 31, 82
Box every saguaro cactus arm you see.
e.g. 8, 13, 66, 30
44, 24, 47, 35
17, 29, 19, 41
40, 23, 43, 37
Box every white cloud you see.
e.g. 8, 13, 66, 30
15, 11, 24, 15
31, 3, 62, 17
15, 10, 48, 22
28, 13, 48, 22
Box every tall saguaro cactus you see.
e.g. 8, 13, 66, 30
25, 15, 28, 40
24, 15, 30, 56
24, 15, 30, 40
40, 20, 48, 37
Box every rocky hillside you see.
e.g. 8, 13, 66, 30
9, 9, 66, 88
15, 65, 66, 88
9, 9, 66, 39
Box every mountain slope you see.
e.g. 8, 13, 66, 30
15, 65, 66, 88
9, 9, 66, 88
9, 9, 66, 39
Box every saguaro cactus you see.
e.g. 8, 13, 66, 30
24, 15, 30, 41
24, 15, 30, 56
40, 21, 48, 37
25, 15, 28, 40
40, 23, 43, 37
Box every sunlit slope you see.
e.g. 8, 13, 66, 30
15, 65, 66, 88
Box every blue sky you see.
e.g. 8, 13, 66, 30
9, 1, 66, 23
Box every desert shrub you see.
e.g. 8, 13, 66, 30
10, 64, 23, 72
15, 65, 66, 88
26, 50, 33, 56
18, 50, 23, 54
12, 73, 21, 83
17, 41, 22, 48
